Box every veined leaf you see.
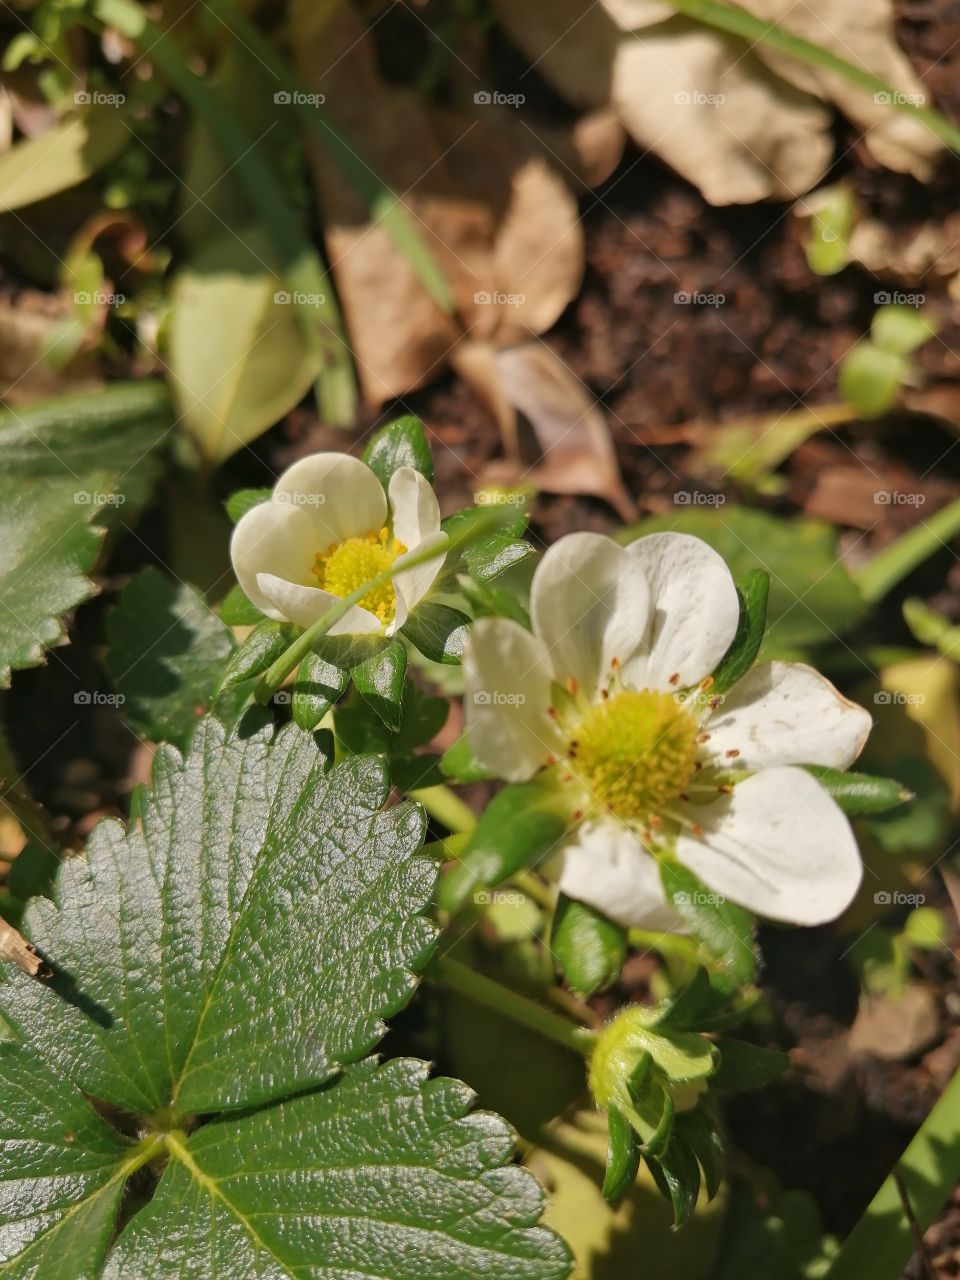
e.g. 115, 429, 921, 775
0, 716, 569, 1278
0, 106, 129, 212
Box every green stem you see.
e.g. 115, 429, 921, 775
422, 831, 470, 861
666, 0, 960, 154
409, 784, 477, 834
202, 0, 453, 313
855, 496, 960, 604
92, 0, 357, 426
437, 957, 597, 1058
824, 1067, 960, 1280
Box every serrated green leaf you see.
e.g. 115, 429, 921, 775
352, 639, 407, 730
551, 895, 626, 997
711, 1039, 789, 1091
224, 487, 272, 523
218, 582, 266, 626
804, 765, 912, 815
105, 569, 236, 751
0, 382, 171, 686
710, 569, 769, 696
292, 649, 348, 730
363, 414, 433, 488
0, 717, 568, 1278
401, 602, 469, 664
218, 619, 299, 692
660, 862, 757, 992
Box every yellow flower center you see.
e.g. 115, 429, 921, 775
312, 527, 406, 622
570, 689, 699, 820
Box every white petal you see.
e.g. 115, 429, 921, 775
273, 453, 387, 546
230, 502, 316, 621
530, 532, 651, 699
705, 662, 872, 771
558, 819, 687, 932
676, 767, 862, 926
623, 532, 739, 691
392, 531, 449, 632
256, 573, 381, 634
463, 618, 562, 782
388, 466, 442, 549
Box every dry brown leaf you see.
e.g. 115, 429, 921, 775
482, 340, 636, 519
848, 215, 960, 289
570, 108, 627, 187
0, 290, 100, 402
849, 985, 941, 1061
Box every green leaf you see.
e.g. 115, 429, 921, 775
169, 226, 320, 464
401, 602, 470, 664
224, 487, 273, 523
0, 717, 568, 1278
804, 765, 912, 815
653, 966, 751, 1034
871, 304, 938, 356
622, 508, 865, 655
803, 183, 855, 277
0, 106, 129, 212
659, 862, 757, 991
644, 1139, 701, 1227
292, 649, 348, 730
218, 583, 265, 626
551, 895, 626, 997
441, 734, 497, 783
710, 569, 769, 695
0, 381, 171, 686
673, 1107, 724, 1200
839, 341, 905, 419
363, 414, 434, 487
352, 639, 407, 731
439, 783, 569, 913
712, 1038, 789, 1091
602, 1106, 641, 1204
105, 569, 236, 751
441, 507, 534, 585
218, 619, 299, 692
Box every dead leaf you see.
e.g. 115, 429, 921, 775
0, 918, 45, 978
849, 984, 941, 1061
0, 290, 101, 401
570, 108, 627, 188
848, 215, 960, 289
474, 340, 637, 519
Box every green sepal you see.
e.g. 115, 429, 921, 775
217, 620, 299, 693
219, 583, 266, 626
363, 414, 433, 488
673, 1106, 724, 1200
653, 966, 753, 1034
225, 486, 272, 523
602, 1106, 641, 1204
710, 569, 769, 695
438, 782, 568, 914
712, 1038, 789, 1091
292, 650, 349, 731
401, 603, 470, 664
660, 862, 757, 992
644, 1138, 701, 1227
351, 640, 407, 731
551, 895, 626, 997
440, 734, 496, 784
805, 765, 912, 815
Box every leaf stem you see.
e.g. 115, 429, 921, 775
436, 956, 597, 1058
409, 784, 477, 834
665, 0, 960, 153
855, 496, 960, 604
91, 0, 357, 426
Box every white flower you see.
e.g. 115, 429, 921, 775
230, 453, 447, 635
463, 531, 872, 929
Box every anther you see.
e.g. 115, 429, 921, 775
668, 672, 680, 686
725, 748, 741, 759
697, 732, 711, 744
